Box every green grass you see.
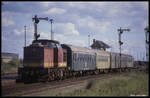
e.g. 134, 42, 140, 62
1, 59, 23, 74
57, 71, 149, 96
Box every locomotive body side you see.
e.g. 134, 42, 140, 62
44, 47, 54, 68
56, 45, 67, 68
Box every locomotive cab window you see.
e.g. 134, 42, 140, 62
63, 52, 67, 62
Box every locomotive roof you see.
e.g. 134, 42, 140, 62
32, 39, 60, 44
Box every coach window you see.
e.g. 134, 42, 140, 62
75, 54, 76, 61
91, 56, 92, 63
86, 55, 87, 62
89, 55, 91, 61
79, 54, 80, 61
72, 54, 74, 60
80, 55, 82, 62
74, 53, 75, 61
90, 56, 92, 63
73, 54, 75, 61
83, 55, 85, 62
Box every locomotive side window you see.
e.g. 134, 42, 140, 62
63, 52, 67, 62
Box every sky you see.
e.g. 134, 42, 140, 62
1, 1, 149, 61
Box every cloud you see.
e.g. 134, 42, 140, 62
14, 29, 23, 35
2, 36, 7, 41
143, 20, 148, 28
76, 16, 112, 33
70, 39, 86, 47
55, 34, 66, 42
107, 6, 120, 17
43, 8, 66, 15
66, 2, 87, 9
55, 22, 79, 36
2, 12, 15, 27
2, 17, 15, 27
40, 2, 55, 7
54, 33, 86, 47
40, 32, 50, 39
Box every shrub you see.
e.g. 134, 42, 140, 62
1, 59, 23, 74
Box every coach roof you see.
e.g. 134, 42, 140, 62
62, 44, 95, 54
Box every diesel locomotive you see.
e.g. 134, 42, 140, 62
16, 15, 134, 83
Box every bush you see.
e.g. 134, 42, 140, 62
1, 59, 23, 74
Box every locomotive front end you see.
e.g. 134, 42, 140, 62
17, 40, 67, 83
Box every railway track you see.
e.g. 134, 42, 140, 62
2, 71, 129, 96
2, 72, 17, 76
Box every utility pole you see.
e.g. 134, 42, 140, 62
118, 27, 130, 72
144, 26, 149, 62
50, 19, 54, 40
88, 34, 90, 48
24, 25, 26, 47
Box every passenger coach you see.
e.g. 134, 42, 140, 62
61, 44, 96, 72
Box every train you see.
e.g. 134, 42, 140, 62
16, 15, 134, 83
17, 39, 134, 83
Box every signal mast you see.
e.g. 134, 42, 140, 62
32, 15, 49, 40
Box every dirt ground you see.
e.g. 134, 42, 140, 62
23, 81, 89, 96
